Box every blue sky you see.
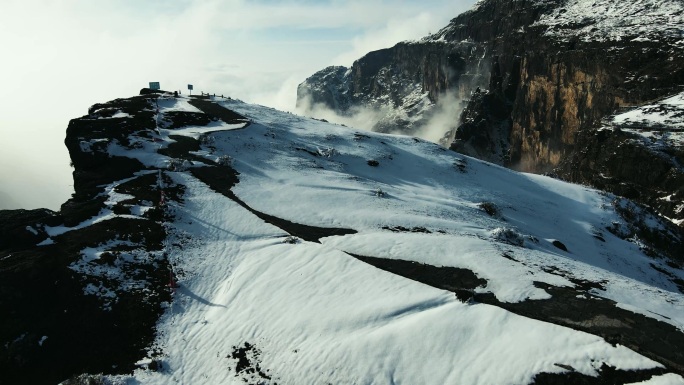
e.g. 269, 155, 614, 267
0, 0, 476, 210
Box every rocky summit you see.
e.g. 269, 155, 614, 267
1, 88, 684, 384
298, 0, 684, 228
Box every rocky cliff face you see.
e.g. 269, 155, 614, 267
0, 93, 175, 385
298, 0, 684, 226
297, 41, 489, 137
0, 90, 248, 384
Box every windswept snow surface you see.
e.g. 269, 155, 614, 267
535, 0, 684, 43
612, 91, 684, 148
103, 96, 684, 384
629, 373, 684, 385
614, 92, 684, 129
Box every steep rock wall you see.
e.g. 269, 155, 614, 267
440, 0, 684, 172
509, 55, 614, 171
297, 41, 489, 135
505, 43, 683, 172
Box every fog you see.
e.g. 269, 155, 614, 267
297, 90, 470, 146
296, 94, 391, 132
0, 0, 476, 210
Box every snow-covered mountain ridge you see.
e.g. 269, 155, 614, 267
1, 90, 684, 384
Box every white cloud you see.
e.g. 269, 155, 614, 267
0, 0, 476, 210
332, 9, 453, 66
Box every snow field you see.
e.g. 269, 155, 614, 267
217, 98, 684, 325
133, 171, 664, 385
88, 95, 684, 383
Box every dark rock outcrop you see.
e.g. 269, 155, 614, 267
1, 93, 175, 385
0, 209, 59, 251
67, 95, 157, 201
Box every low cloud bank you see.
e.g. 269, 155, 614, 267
296, 95, 391, 131
296, 91, 468, 146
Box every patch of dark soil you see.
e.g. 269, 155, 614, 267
162, 111, 216, 129
229, 343, 275, 384
188, 99, 249, 124
542, 267, 607, 291
157, 135, 215, 166
382, 226, 431, 233
367, 160, 380, 167
296, 147, 320, 157
158, 135, 201, 159
349, 254, 486, 293
531, 363, 666, 385
454, 288, 476, 302
189, 165, 240, 193
147, 359, 163, 372
115, 173, 162, 204
350, 255, 684, 376
674, 278, 684, 294
191, 166, 357, 243
650, 263, 675, 278
454, 158, 468, 173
